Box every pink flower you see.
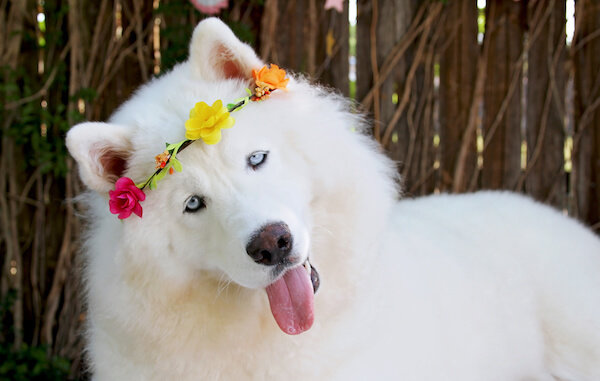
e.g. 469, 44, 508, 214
109, 177, 146, 219
189, 0, 228, 14
324, 0, 343, 13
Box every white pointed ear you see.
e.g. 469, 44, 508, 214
189, 18, 263, 81
66, 122, 133, 193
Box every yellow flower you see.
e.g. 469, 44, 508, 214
185, 100, 235, 144
253, 64, 289, 91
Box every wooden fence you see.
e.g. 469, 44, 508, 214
1, 0, 599, 378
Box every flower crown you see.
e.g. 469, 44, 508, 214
109, 64, 289, 219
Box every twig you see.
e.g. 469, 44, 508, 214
571, 27, 600, 55
516, 2, 566, 192
360, 4, 428, 111
259, 0, 278, 60
84, 0, 111, 86
132, 0, 149, 82
306, 0, 317, 76
483, 2, 553, 151
369, 0, 380, 140
452, 1, 495, 192
4, 42, 71, 110
42, 160, 74, 346
516, 69, 553, 191
381, 4, 438, 148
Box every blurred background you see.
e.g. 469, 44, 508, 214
1, 0, 599, 379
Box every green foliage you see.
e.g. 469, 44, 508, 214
478, 8, 485, 36
0, 292, 71, 381
0, 344, 71, 381
156, 2, 197, 72
0, 62, 78, 179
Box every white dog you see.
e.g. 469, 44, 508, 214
66, 18, 600, 380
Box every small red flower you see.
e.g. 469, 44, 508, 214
109, 177, 146, 219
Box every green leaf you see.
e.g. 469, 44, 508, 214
170, 140, 187, 156
171, 157, 183, 172
149, 177, 158, 190
155, 167, 168, 181
228, 96, 250, 112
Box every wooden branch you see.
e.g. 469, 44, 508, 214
483, 3, 553, 150
30, 172, 47, 347
4, 42, 71, 110
84, 0, 111, 86
369, 0, 380, 140
306, 0, 317, 76
452, 1, 494, 193
132, 0, 149, 82
259, 0, 278, 60
96, 27, 152, 97
516, 71, 553, 191
381, 4, 436, 148
518, 3, 567, 193
42, 160, 75, 346
571, 25, 600, 55
360, 4, 428, 111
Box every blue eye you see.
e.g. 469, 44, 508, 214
248, 151, 268, 169
185, 195, 206, 213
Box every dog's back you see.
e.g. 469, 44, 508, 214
339, 191, 600, 380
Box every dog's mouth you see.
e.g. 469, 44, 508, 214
265, 259, 320, 335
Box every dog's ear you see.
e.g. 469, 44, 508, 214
189, 18, 263, 81
66, 122, 133, 193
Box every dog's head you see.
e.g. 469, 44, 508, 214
67, 19, 397, 335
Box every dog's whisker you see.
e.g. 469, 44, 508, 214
215, 273, 233, 302
312, 224, 334, 237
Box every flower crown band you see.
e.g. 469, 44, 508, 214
109, 64, 289, 219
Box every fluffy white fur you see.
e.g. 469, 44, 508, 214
66, 18, 600, 380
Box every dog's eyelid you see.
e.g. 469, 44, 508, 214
184, 195, 206, 213
247, 150, 269, 169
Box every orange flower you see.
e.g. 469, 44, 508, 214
253, 64, 289, 92
155, 150, 171, 169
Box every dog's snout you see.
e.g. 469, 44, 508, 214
246, 223, 293, 266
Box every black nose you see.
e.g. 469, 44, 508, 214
246, 222, 293, 266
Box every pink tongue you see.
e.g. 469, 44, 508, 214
266, 266, 315, 335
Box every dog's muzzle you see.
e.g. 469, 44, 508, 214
246, 222, 320, 293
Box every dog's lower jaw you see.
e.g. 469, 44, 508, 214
305, 259, 320, 293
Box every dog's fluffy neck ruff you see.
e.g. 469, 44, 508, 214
82, 158, 396, 378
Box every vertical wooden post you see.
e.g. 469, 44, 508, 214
573, 0, 600, 227
439, 0, 479, 192
317, 5, 350, 96
524, 0, 566, 209
357, 0, 442, 194
482, 0, 523, 190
